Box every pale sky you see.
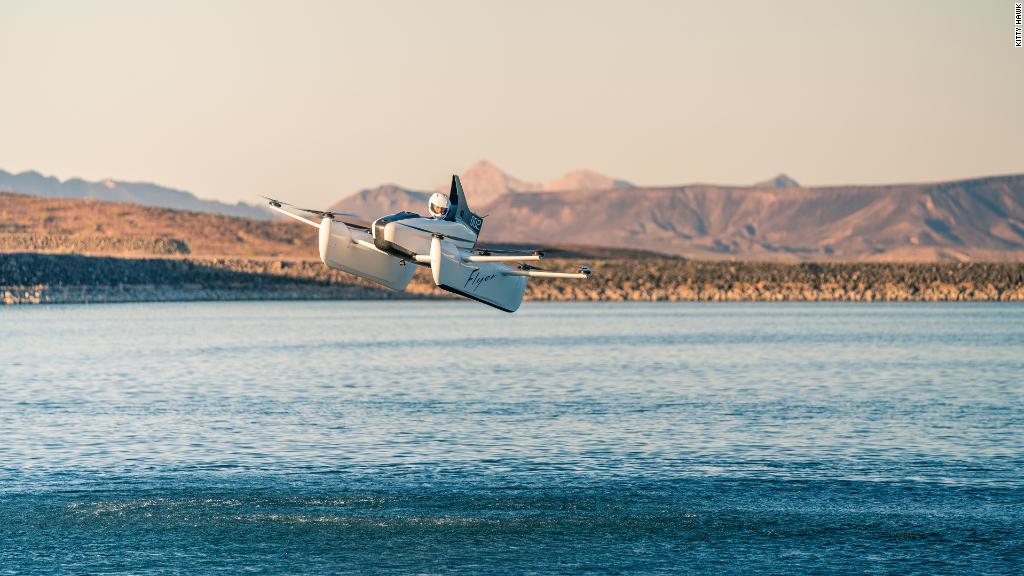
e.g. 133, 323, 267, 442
1, 0, 1020, 206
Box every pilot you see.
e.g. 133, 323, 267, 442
428, 192, 450, 218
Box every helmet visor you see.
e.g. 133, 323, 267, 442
429, 194, 449, 216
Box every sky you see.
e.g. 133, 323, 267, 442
1, 0, 1021, 206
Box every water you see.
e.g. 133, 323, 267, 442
1, 302, 1022, 574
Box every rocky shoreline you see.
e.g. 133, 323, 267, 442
557, 259, 1024, 302
3, 252, 1024, 305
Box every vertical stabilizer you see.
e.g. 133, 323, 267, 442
447, 175, 483, 235
449, 175, 464, 216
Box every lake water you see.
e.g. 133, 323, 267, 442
1, 301, 1022, 574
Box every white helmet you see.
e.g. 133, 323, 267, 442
428, 192, 450, 218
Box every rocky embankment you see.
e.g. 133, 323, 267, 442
0, 254, 418, 304
3, 253, 1024, 305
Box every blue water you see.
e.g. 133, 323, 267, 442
1, 302, 1022, 574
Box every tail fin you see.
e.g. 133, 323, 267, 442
447, 175, 483, 235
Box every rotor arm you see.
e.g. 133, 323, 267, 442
266, 201, 321, 228
415, 241, 589, 277
502, 266, 591, 279
262, 196, 372, 230
463, 254, 542, 263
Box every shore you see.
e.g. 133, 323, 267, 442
4, 252, 1024, 304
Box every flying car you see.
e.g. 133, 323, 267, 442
264, 175, 590, 312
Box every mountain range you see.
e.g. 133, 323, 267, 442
0, 169, 271, 220
331, 161, 1024, 262
4, 162, 1024, 261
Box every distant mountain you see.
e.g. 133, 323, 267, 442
478, 174, 1024, 262
754, 174, 800, 189
0, 169, 272, 220
543, 169, 634, 192
431, 160, 634, 207
329, 184, 431, 219
333, 160, 635, 219
447, 160, 543, 206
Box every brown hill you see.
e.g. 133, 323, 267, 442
0, 192, 312, 258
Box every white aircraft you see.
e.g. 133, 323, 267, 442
264, 175, 590, 312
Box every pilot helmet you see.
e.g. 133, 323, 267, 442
428, 192, 450, 218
